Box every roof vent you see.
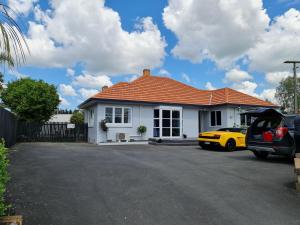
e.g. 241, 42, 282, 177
143, 69, 151, 76
102, 85, 108, 92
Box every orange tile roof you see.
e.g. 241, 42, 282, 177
85, 75, 277, 108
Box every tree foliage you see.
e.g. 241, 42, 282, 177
1, 78, 60, 122
70, 111, 84, 124
275, 76, 300, 113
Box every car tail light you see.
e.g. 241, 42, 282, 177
214, 135, 221, 139
263, 131, 273, 142
275, 127, 288, 139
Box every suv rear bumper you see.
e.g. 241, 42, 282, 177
248, 145, 294, 156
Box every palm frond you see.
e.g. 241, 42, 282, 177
0, 3, 29, 68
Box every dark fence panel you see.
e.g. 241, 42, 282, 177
17, 122, 88, 142
0, 108, 18, 147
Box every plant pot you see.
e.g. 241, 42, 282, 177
0, 215, 22, 225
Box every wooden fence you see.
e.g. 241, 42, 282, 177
0, 108, 18, 147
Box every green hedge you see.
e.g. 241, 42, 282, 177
0, 140, 9, 216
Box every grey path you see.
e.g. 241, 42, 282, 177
7, 143, 300, 225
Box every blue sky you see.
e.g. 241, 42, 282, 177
4, 0, 300, 109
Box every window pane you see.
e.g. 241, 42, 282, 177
211, 111, 216, 126
217, 111, 222, 126
172, 128, 180, 137
105, 108, 113, 123
172, 119, 180, 128
124, 108, 131, 124
154, 119, 159, 128
172, 111, 180, 119
162, 110, 170, 118
241, 115, 245, 126
163, 119, 170, 127
154, 109, 159, 118
153, 128, 160, 137
115, 108, 122, 123
162, 128, 170, 137
246, 115, 252, 126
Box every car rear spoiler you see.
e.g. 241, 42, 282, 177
240, 108, 284, 117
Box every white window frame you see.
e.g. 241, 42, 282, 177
153, 106, 182, 139
104, 106, 133, 127
88, 109, 95, 127
210, 110, 222, 127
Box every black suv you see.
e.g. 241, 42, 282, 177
245, 109, 300, 159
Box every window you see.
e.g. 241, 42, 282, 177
105, 108, 113, 123
115, 108, 122, 123
153, 108, 181, 138
210, 111, 222, 126
88, 109, 95, 127
240, 114, 253, 127
105, 107, 132, 125
153, 109, 160, 137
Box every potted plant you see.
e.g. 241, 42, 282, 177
137, 125, 147, 139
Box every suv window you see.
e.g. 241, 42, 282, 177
284, 116, 296, 129
251, 117, 283, 135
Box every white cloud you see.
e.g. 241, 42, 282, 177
127, 74, 139, 82
163, 0, 269, 68
231, 81, 258, 96
73, 73, 113, 89
79, 88, 99, 100
9, 70, 28, 79
265, 71, 292, 86
224, 69, 253, 83
59, 84, 77, 96
59, 95, 70, 107
182, 73, 191, 83
205, 82, 216, 90
66, 68, 75, 77
8, 0, 37, 17
158, 69, 171, 77
259, 89, 277, 103
248, 9, 300, 73
24, 0, 166, 75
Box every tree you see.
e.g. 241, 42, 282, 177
1, 78, 60, 122
70, 111, 84, 124
275, 76, 300, 113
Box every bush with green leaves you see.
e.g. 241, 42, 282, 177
1, 78, 60, 122
137, 125, 147, 135
0, 140, 9, 216
70, 111, 84, 124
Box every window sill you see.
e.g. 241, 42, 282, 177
107, 123, 133, 128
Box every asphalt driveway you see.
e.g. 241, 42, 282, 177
7, 143, 300, 225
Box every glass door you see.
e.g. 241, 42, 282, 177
153, 108, 181, 138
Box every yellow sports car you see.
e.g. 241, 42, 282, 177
198, 128, 247, 151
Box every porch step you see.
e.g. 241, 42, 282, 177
149, 139, 198, 146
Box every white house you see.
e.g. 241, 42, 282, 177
79, 69, 277, 144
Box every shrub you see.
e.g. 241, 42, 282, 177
0, 140, 9, 216
137, 125, 147, 135
70, 111, 84, 124
100, 120, 108, 132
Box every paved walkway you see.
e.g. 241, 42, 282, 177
7, 143, 300, 225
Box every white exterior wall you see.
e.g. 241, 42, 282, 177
97, 103, 154, 143
182, 107, 199, 138
85, 102, 262, 143
84, 105, 98, 144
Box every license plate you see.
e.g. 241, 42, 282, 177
204, 142, 210, 144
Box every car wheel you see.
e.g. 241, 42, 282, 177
253, 150, 269, 159
225, 139, 236, 152
199, 142, 207, 150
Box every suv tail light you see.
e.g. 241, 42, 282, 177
275, 127, 288, 139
